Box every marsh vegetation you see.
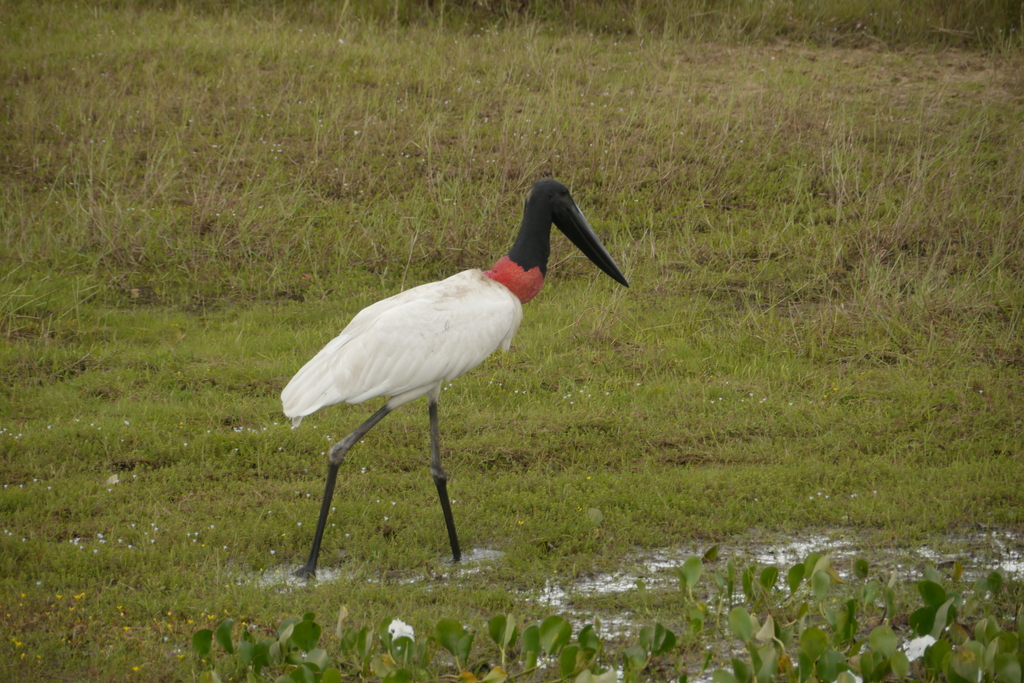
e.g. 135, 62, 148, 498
1, 1, 1022, 680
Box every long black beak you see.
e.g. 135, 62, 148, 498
554, 201, 630, 288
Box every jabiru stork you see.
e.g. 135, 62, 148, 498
282, 178, 629, 578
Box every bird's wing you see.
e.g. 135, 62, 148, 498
282, 270, 522, 423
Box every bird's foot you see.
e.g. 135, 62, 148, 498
294, 564, 316, 580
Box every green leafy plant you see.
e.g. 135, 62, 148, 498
698, 551, 1023, 683
193, 612, 341, 683
194, 611, 677, 683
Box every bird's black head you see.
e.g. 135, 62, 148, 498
513, 179, 629, 287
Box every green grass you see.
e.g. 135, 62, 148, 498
1, 1, 1023, 680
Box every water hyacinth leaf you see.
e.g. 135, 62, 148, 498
487, 614, 517, 650
251, 639, 274, 674
777, 653, 795, 681
891, 651, 911, 680
381, 669, 412, 683
321, 670, 343, 683
861, 579, 880, 605
755, 615, 775, 643
974, 617, 997, 647
810, 553, 831, 577
456, 633, 475, 670
481, 666, 508, 683
650, 623, 676, 656
815, 649, 846, 682
704, 545, 720, 561
869, 625, 898, 659
278, 617, 299, 642
576, 670, 617, 683
995, 653, 1022, 683
950, 646, 982, 683
822, 605, 837, 631
524, 630, 540, 667
268, 640, 282, 664
237, 638, 254, 665
800, 626, 829, 663
925, 639, 952, 676
759, 566, 779, 591
883, 586, 897, 617
539, 615, 572, 655
731, 657, 752, 683
788, 564, 805, 595
994, 632, 1019, 655
193, 629, 214, 657
836, 671, 859, 683
678, 556, 704, 591
871, 658, 894, 682
812, 570, 831, 601
755, 645, 778, 683
435, 618, 466, 659
851, 558, 867, 579
729, 607, 754, 643
559, 645, 582, 679
986, 571, 1004, 594
578, 624, 602, 652
293, 664, 319, 683
415, 635, 434, 670
798, 652, 814, 683
521, 624, 540, 655
355, 626, 375, 663
742, 566, 756, 602
930, 598, 956, 639
306, 648, 329, 672
689, 605, 706, 632
950, 624, 971, 646
923, 564, 944, 583
837, 605, 860, 646
377, 622, 392, 652
199, 672, 222, 683
291, 619, 321, 652
390, 637, 414, 668
712, 669, 739, 683
918, 580, 947, 608
639, 625, 655, 653
213, 618, 234, 654
858, 650, 883, 682
623, 644, 647, 672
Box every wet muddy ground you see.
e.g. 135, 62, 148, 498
249, 527, 1023, 632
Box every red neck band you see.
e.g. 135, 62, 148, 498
484, 256, 544, 303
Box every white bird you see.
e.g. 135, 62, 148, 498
282, 178, 629, 578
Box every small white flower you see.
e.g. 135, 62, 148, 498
904, 635, 936, 661
388, 619, 415, 641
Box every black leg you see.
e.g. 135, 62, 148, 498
295, 402, 392, 579
429, 395, 461, 562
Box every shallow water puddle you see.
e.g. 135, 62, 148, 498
533, 529, 1023, 636
244, 546, 506, 589
240, 529, 1022, 627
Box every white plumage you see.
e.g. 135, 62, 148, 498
282, 269, 522, 426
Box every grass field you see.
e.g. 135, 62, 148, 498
2, 1, 1023, 680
